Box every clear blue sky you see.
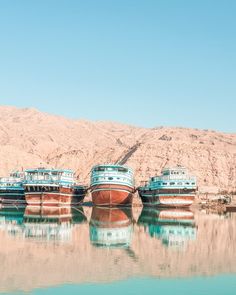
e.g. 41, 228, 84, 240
0, 0, 235, 132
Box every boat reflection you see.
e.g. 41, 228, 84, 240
0, 205, 25, 236
138, 208, 197, 249
89, 207, 133, 248
0, 205, 87, 241
23, 206, 87, 241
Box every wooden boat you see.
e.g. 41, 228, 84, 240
89, 207, 133, 248
24, 168, 87, 206
138, 166, 197, 207
0, 171, 25, 205
90, 164, 135, 206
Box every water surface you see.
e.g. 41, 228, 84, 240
0, 206, 235, 294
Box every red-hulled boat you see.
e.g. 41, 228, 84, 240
24, 168, 87, 206
90, 164, 135, 206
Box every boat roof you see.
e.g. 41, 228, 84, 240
25, 168, 74, 173
92, 164, 133, 171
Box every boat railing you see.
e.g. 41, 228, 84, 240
24, 179, 74, 185
151, 175, 197, 182
0, 177, 22, 184
91, 171, 133, 179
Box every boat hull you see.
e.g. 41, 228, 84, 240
91, 184, 134, 206
24, 186, 86, 206
138, 189, 195, 207
0, 189, 25, 205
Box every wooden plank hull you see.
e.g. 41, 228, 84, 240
0, 190, 25, 205
91, 184, 134, 207
138, 189, 195, 207
25, 186, 86, 206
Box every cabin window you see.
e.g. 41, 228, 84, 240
108, 177, 113, 180
157, 182, 161, 185
118, 167, 128, 173
177, 182, 182, 185
94, 167, 105, 172
170, 182, 175, 185
186, 182, 190, 185
192, 182, 195, 185
163, 182, 167, 185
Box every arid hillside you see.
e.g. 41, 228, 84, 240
0, 106, 235, 192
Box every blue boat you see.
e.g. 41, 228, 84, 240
138, 166, 197, 207
0, 171, 25, 205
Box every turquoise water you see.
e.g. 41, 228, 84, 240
0, 206, 235, 294
33, 276, 236, 295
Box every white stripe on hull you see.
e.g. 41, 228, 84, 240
91, 181, 134, 189
91, 188, 132, 194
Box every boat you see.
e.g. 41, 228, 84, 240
89, 207, 133, 248
90, 164, 135, 206
138, 207, 196, 249
24, 168, 87, 206
0, 171, 25, 205
138, 166, 197, 207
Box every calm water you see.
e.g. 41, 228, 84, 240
0, 205, 236, 294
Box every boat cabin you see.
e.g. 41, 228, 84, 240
92, 165, 131, 174
91, 164, 134, 186
161, 166, 188, 178
24, 168, 75, 185
148, 166, 197, 189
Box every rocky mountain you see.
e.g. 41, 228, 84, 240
0, 106, 235, 192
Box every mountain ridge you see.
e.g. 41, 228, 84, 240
0, 106, 235, 192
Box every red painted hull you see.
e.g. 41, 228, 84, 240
158, 195, 195, 207
91, 184, 134, 206
25, 186, 86, 206
139, 190, 195, 207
